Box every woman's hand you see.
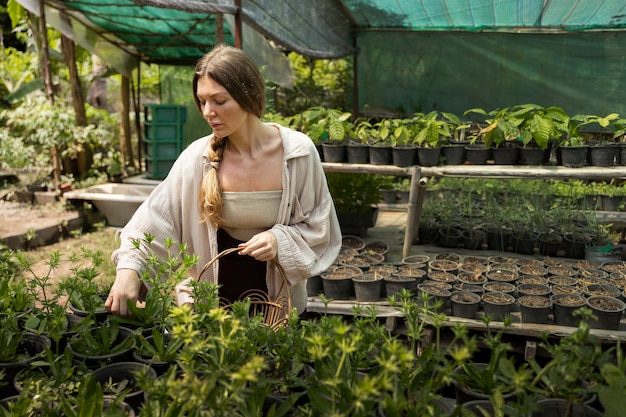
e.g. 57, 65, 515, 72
105, 269, 142, 316
238, 231, 277, 262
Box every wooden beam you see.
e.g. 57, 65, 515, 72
215, 13, 224, 44
234, 0, 242, 48
120, 75, 133, 167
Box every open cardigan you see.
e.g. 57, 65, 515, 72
112, 123, 341, 312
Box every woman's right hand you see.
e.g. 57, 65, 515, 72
105, 269, 142, 316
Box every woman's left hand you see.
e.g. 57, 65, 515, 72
238, 231, 277, 261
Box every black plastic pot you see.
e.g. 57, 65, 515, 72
66, 326, 135, 368
492, 145, 518, 165
589, 144, 618, 166
486, 226, 512, 251
93, 362, 157, 413
519, 146, 545, 165
391, 145, 417, 167
321, 276, 354, 299
369, 144, 392, 165
563, 232, 592, 259
450, 291, 481, 319
379, 188, 397, 204
540, 232, 563, 257
417, 222, 440, 244
321, 142, 346, 162
0, 333, 50, 399
518, 295, 553, 324
384, 277, 417, 299
551, 294, 587, 327
306, 275, 324, 297
439, 226, 463, 248
531, 398, 602, 417
586, 295, 626, 330
464, 145, 491, 165
560, 146, 589, 167
417, 284, 451, 313
462, 229, 486, 250
512, 231, 539, 255
416, 146, 441, 167
352, 277, 383, 302
442, 144, 466, 165
346, 142, 369, 164
481, 291, 515, 321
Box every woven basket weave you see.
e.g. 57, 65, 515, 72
199, 247, 291, 330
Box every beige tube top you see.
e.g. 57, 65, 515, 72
221, 190, 282, 241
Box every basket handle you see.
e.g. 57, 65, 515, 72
198, 247, 291, 299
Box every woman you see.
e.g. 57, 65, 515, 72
106, 44, 341, 315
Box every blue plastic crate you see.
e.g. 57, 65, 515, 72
144, 123, 183, 142
145, 157, 176, 180
143, 139, 181, 159
144, 104, 187, 124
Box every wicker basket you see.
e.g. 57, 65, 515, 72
199, 247, 291, 330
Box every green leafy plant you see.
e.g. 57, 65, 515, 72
465, 106, 521, 148
136, 327, 183, 363
411, 111, 453, 148
512, 103, 569, 150
68, 321, 133, 357
326, 173, 382, 214
297, 106, 352, 144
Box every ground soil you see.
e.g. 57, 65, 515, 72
0, 200, 78, 238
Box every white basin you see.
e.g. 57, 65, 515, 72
64, 183, 156, 227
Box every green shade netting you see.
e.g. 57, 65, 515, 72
48, 0, 233, 64
357, 30, 626, 117
345, 0, 626, 31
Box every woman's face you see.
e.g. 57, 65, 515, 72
196, 75, 248, 138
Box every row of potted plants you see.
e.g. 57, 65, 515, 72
2, 237, 626, 415
266, 104, 626, 168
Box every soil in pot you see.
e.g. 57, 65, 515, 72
429, 259, 459, 274
489, 262, 517, 273
342, 235, 366, 251
485, 270, 517, 283
457, 271, 487, 286
453, 283, 485, 294
450, 291, 481, 319
518, 275, 549, 286
601, 261, 626, 274
321, 266, 361, 299
402, 254, 430, 265
368, 264, 398, 279
483, 281, 515, 294
362, 241, 389, 257
547, 265, 577, 277
434, 253, 462, 262
586, 295, 626, 330
519, 295, 553, 324
481, 291, 515, 321
518, 265, 548, 277
459, 262, 489, 275
429, 271, 457, 284
394, 265, 427, 282
548, 275, 579, 287
345, 253, 385, 270
416, 284, 451, 313
585, 284, 621, 298
517, 283, 551, 297
551, 294, 587, 327
552, 285, 581, 296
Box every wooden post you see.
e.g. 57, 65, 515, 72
234, 0, 242, 48
120, 75, 133, 167
38, 1, 62, 189
61, 35, 86, 126
215, 13, 224, 44
403, 166, 422, 258
131, 62, 142, 169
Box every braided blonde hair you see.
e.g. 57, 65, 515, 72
194, 44, 265, 225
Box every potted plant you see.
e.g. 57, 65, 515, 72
326, 173, 382, 237
302, 107, 353, 163
513, 103, 569, 165
388, 117, 417, 167
466, 106, 521, 164
369, 118, 394, 165
349, 118, 374, 164
411, 111, 450, 167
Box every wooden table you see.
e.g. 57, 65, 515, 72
323, 163, 626, 258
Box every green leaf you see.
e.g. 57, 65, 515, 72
7, 0, 26, 28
